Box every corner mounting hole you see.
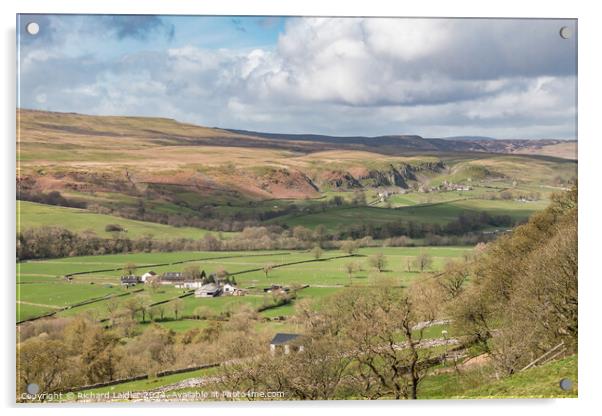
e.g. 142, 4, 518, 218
559, 26, 572, 40
26, 22, 40, 36
559, 378, 573, 391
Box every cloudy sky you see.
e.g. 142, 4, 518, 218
17, 15, 577, 139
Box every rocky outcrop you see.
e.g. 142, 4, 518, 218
319, 171, 362, 190
255, 168, 320, 198
318, 161, 446, 191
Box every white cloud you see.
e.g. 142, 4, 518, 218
18, 17, 577, 139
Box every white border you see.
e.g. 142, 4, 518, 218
2, 1, 600, 415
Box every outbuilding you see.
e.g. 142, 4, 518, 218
269, 333, 304, 355
194, 283, 223, 298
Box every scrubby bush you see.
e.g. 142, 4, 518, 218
105, 224, 125, 232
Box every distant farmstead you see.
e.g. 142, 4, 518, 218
270, 333, 304, 355
223, 282, 246, 296
120, 275, 141, 287
141, 271, 157, 282
161, 272, 186, 284
161, 270, 207, 285
194, 280, 245, 297
175, 281, 205, 289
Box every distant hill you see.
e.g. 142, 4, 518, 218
439, 136, 498, 141
16, 109, 576, 234
224, 128, 485, 152
224, 128, 576, 159
17, 109, 576, 159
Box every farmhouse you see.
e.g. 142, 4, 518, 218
269, 333, 304, 355
161, 270, 207, 285
223, 282, 246, 296
161, 272, 186, 284
176, 280, 206, 289
120, 275, 141, 287
440, 180, 472, 192
140, 271, 157, 282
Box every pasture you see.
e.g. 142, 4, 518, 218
270, 198, 545, 230
18, 201, 231, 240
17, 246, 471, 322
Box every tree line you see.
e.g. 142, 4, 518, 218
17, 214, 504, 261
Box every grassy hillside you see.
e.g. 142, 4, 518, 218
420, 355, 577, 399
18, 201, 229, 240
272, 199, 547, 229
461, 355, 578, 398
18, 109, 576, 214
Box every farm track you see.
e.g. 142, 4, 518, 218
393, 197, 476, 211
17, 300, 63, 309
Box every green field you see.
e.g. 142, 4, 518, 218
152, 319, 210, 333
17, 247, 471, 322
270, 198, 546, 230
54, 286, 188, 321
420, 354, 577, 399
18, 201, 232, 240
19, 282, 121, 306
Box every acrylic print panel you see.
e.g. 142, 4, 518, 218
16, 15, 577, 402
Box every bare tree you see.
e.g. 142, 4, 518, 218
122, 296, 144, 322
105, 297, 120, 326
263, 263, 276, 279
368, 253, 387, 272
322, 287, 435, 399
344, 262, 357, 284
340, 240, 359, 255
139, 294, 152, 323
412, 251, 433, 272
152, 303, 166, 321
171, 298, 184, 321
437, 260, 469, 299
146, 276, 161, 293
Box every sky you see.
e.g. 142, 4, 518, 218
17, 15, 577, 139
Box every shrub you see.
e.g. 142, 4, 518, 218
105, 224, 125, 232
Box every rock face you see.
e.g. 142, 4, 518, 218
253, 167, 321, 199
316, 161, 446, 191
355, 166, 409, 188
318, 171, 362, 190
